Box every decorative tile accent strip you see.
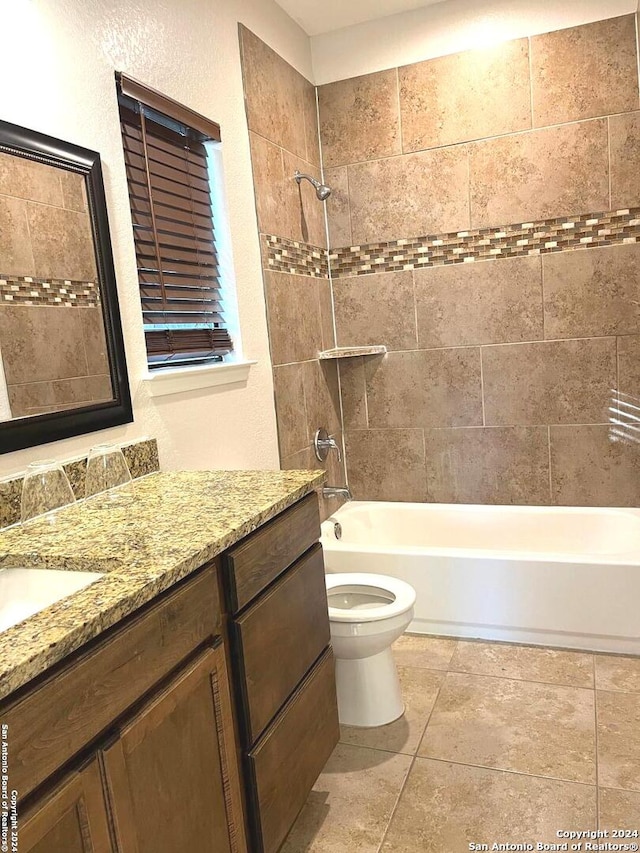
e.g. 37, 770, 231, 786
0, 276, 100, 307
328, 207, 640, 278
0, 437, 160, 529
262, 235, 329, 278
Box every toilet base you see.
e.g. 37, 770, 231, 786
334, 647, 404, 727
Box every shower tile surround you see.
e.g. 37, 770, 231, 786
243, 14, 640, 507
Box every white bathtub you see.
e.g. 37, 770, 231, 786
320, 502, 640, 654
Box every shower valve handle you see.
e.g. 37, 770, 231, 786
314, 428, 342, 462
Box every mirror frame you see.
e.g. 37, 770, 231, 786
0, 119, 132, 454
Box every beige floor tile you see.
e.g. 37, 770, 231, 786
599, 787, 640, 830
340, 666, 443, 755
418, 672, 596, 783
381, 758, 596, 852
281, 743, 412, 853
392, 634, 457, 670
597, 690, 640, 792
595, 655, 640, 694
450, 640, 594, 688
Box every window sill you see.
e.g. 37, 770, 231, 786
142, 359, 256, 398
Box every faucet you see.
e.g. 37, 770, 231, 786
322, 486, 352, 501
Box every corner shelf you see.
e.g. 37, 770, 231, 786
318, 346, 387, 360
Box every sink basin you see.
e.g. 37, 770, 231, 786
0, 567, 103, 633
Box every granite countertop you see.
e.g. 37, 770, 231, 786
0, 469, 324, 702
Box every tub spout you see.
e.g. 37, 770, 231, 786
322, 486, 352, 501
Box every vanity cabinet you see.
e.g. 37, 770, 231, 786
20, 759, 114, 853
224, 493, 340, 853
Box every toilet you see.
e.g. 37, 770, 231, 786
325, 573, 417, 728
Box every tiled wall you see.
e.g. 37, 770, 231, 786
0, 153, 112, 417
239, 25, 346, 517
320, 13, 640, 506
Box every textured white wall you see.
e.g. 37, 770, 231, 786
311, 0, 638, 83
0, 0, 312, 478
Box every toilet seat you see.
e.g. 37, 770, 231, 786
325, 573, 416, 623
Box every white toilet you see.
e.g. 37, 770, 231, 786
325, 572, 416, 727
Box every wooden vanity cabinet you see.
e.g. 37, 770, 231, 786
20, 759, 114, 853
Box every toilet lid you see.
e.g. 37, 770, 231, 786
325, 572, 416, 622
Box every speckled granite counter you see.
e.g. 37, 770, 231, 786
0, 469, 324, 702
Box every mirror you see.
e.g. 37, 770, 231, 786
0, 120, 132, 454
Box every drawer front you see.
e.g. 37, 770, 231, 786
234, 544, 329, 743
225, 493, 320, 613
2, 564, 220, 800
248, 649, 339, 853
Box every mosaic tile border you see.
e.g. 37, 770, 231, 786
0, 276, 101, 308
328, 207, 640, 278
262, 235, 329, 278
0, 438, 160, 529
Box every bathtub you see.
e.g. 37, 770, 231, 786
320, 502, 640, 654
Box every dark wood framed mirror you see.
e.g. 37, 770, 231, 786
0, 120, 132, 454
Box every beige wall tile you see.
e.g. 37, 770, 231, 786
26, 203, 97, 281
318, 278, 335, 351
51, 374, 113, 405
415, 256, 543, 348
318, 70, 401, 168
599, 787, 640, 829
349, 146, 469, 243
0, 196, 35, 276
381, 759, 596, 852
365, 349, 483, 429
0, 305, 87, 384
610, 111, 640, 210
469, 120, 609, 229
249, 132, 285, 237
419, 672, 596, 782
543, 244, 640, 339
344, 428, 427, 501
482, 338, 616, 426
618, 334, 640, 400
597, 690, 640, 791
302, 358, 341, 438
264, 271, 322, 365
7, 380, 55, 418
399, 38, 531, 152
451, 641, 594, 688
301, 77, 320, 168
282, 743, 412, 853
81, 306, 110, 376
272, 363, 307, 458
59, 170, 87, 212
339, 357, 368, 430
282, 149, 327, 247
333, 271, 417, 351
239, 25, 308, 159
531, 16, 639, 128
550, 424, 640, 506
424, 426, 551, 504
324, 166, 352, 248
0, 152, 64, 206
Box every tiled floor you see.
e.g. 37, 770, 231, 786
282, 635, 640, 852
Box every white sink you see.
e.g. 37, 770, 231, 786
0, 567, 104, 633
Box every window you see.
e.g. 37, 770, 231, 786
116, 73, 233, 369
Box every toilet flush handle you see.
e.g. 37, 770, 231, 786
314, 428, 342, 462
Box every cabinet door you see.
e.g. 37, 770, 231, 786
20, 758, 114, 853
102, 644, 246, 853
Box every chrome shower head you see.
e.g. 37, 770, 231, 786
294, 170, 331, 201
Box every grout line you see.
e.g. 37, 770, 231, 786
594, 656, 601, 830
395, 67, 404, 155
415, 753, 598, 789
345, 163, 353, 249
376, 754, 417, 853
343, 422, 614, 431
362, 359, 370, 429
479, 348, 486, 427
466, 146, 472, 229
439, 665, 596, 693
527, 35, 535, 128
607, 116, 612, 210
411, 271, 419, 348
547, 426, 553, 503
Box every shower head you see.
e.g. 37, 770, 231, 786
294, 170, 331, 201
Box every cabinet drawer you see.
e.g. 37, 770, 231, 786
2, 564, 220, 800
225, 493, 320, 613
248, 649, 339, 853
234, 545, 329, 743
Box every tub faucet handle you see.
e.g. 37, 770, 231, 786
314, 428, 342, 462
